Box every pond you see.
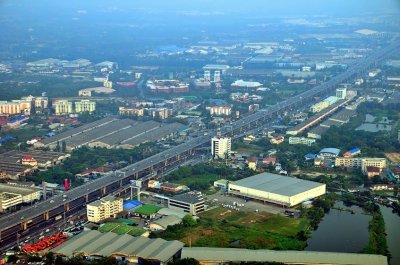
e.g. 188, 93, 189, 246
306, 202, 371, 253
380, 206, 400, 265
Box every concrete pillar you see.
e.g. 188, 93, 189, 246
102, 186, 106, 196
85, 194, 89, 203
64, 203, 70, 212
43, 211, 49, 221
21, 221, 28, 230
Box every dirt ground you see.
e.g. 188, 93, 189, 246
385, 152, 400, 164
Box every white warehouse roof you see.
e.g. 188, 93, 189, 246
230, 173, 324, 197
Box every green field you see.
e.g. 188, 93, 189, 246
156, 207, 309, 250
99, 222, 145, 236
134, 204, 161, 216
233, 142, 267, 155
99, 222, 120, 233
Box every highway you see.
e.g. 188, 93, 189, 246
0, 39, 399, 249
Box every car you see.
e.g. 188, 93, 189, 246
50, 200, 54, 203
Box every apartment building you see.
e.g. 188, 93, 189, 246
87, 195, 123, 223
211, 136, 231, 159
288, 137, 316, 146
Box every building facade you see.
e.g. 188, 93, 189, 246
207, 106, 232, 116
211, 137, 231, 159
119, 107, 144, 117
288, 137, 316, 146
168, 191, 205, 215
53, 100, 73, 115
75, 100, 96, 113
336, 87, 347, 99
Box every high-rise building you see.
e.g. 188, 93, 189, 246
211, 136, 231, 159
214, 70, 221, 82
204, 70, 211, 82
336, 87, 347, 99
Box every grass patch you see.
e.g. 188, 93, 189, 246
99, 223, 120, 233
233, 142, 267, 155
135, 204, 161, 216
112, 224, 135, 235
127, 227, 146, 236
156, 207, 309, 250
99, 222, 145, 236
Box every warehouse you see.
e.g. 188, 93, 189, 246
36, 116, 118, 148
88, 121, 160, 148
228, 173, 326, 207
52, 230, 184, 264
181, 247, 387, 265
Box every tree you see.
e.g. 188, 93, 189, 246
61, 141, 67, 152
168, 258, 200, 265
45, 251, 55, 265
183, 215, 197, 227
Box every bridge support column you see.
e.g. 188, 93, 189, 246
85, 194, 89, 202
134, 172, 138, 179
101, 187, 106, 196
21, 221, 28, 230
120, 180, 123, 187
43, 211, 49, 221
64, 203, 70, 212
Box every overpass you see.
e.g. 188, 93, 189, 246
1, 40, 399, 250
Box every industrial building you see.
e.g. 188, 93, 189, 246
36, 117, 184, 151
52, 230, 184, 264
181, 247, 387, 265
231, 80, 263, 90
0, 183, 41, 212
86, 195, 123, 223
288, 137, 316, 146
228, 173, 326, 207
211, 136, 231, 159
0, 150, 70, 169
319, 148, 341, 158
149, 215, 182, 231
168, 191, 205, 215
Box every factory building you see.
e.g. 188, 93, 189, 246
52, 230, 184, 265
227, 173, 326, 207
0, 183, 41, 212
211, 136, 231, 159
168, 191, 205, 215
87, 195, 123, 223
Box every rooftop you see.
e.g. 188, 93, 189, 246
181, 247, 387, 265
0, 183, 40, 196
52, 230, 183, 262
231, 173, 325, 197
170, 191, 204, 204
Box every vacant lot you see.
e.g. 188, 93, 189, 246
385, 152, 400, 164
157, 207, 309, 250
99, 222, 145, 236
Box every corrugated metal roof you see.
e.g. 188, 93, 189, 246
231, 173, 325, 197
181, 247, 388, 265
53, 230, 183, 262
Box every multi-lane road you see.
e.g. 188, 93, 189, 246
1, 39, 399, 250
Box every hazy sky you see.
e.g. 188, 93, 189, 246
0, 0, 399, 17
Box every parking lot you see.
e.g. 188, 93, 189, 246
205, 190, 289, 215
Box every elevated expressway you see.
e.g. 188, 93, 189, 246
0, 40, 399, 249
